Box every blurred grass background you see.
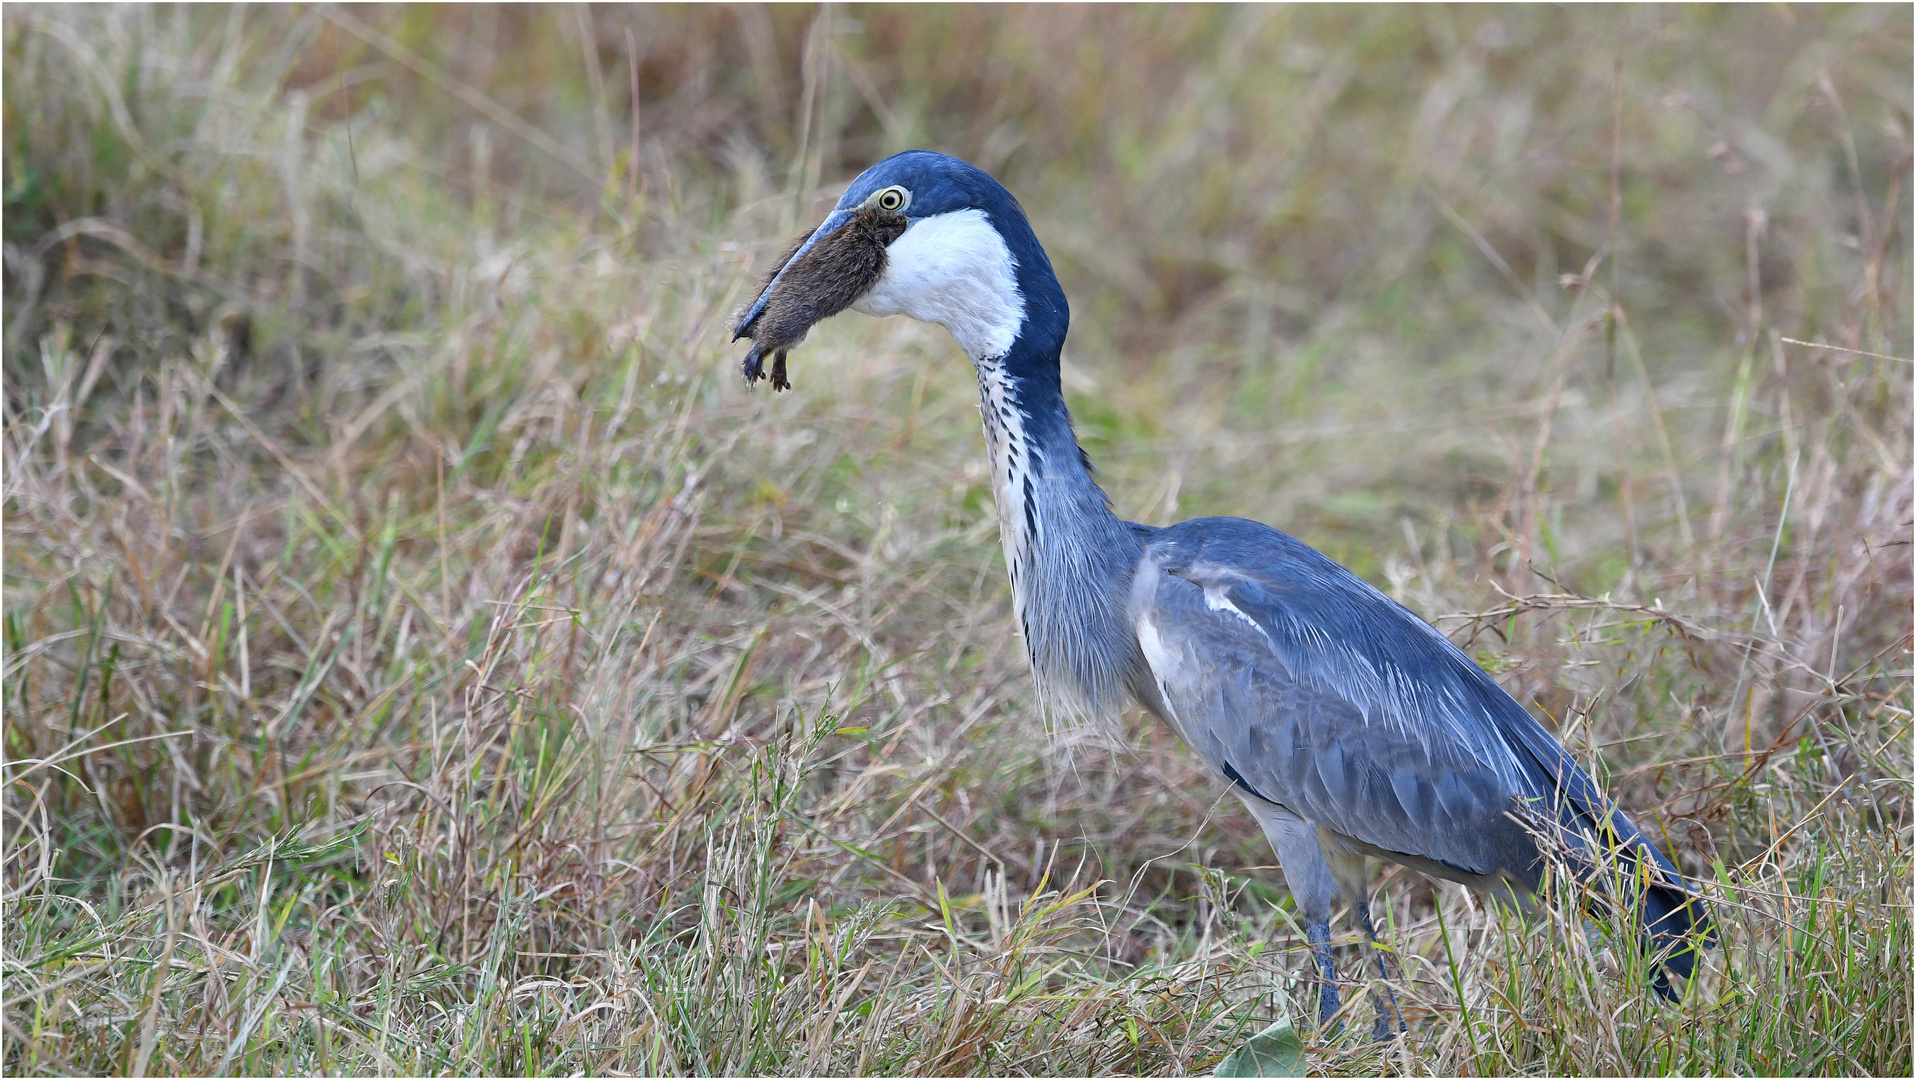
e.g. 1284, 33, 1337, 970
3, 3, 1910, 1075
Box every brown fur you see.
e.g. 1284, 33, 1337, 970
733, 207, 907, 391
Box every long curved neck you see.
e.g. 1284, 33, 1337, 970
972, 299, 1146, 731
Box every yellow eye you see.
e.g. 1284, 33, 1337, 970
873, 186, 910, 212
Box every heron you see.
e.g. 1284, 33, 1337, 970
732, 150, 1713, 1039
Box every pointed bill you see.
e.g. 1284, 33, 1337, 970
732, 207, 856, 341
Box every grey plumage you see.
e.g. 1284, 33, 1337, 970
1130, 518, 1712, 1031
972, 355, 1153, 735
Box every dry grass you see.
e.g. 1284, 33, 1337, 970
3, 4, 1911, 1076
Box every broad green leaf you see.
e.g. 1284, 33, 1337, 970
1214, 1017, 1306, 1077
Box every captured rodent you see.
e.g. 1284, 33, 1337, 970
734, 206, 908, 391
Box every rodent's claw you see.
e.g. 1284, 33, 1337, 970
740, 343, 793, 391
741, 343, 768, 386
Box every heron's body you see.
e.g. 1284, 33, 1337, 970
734, 150, 1712, 1035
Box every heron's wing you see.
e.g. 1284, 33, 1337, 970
1133, 517, 1648, 884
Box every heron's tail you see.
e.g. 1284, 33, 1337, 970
1547, 769, 1717, 1000
1448, 616, 1717, 999
1495, 708, 1716, 998
1637, 867, 1714, 1000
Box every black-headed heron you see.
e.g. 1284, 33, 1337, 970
733, 150, 1713, 1039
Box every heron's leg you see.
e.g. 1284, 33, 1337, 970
1237, 795, 1343, 1032
1318, 833, 1407, 1041
1355, 900, 1408, 1039
1304, 918, 1340, 1031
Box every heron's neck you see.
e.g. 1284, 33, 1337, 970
973, 332, 1145, 730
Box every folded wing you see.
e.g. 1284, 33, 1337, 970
1131, 516, 1711, 984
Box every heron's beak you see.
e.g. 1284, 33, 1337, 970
732, 207, 856, 341
729, 205, 908, 390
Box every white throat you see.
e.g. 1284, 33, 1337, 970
851, 209, 1025, 362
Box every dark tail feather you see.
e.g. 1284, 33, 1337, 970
1531, 745, 1715, 998
1560, 785, 1715, 998
1638, 869, 1715, 997
1485, 691, 1716, 999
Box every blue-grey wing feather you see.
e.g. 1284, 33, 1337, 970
1139, 549, 1539, 879
1133, 516, 1711, 966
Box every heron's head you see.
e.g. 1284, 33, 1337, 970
733, 151, 1067, 387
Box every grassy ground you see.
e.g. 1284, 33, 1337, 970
3, 4, 1911, 1075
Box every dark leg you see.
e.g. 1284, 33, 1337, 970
1305, 918, 1340, 1032
1237, 796, 1345, 1036
1355, 900, 1408, 1040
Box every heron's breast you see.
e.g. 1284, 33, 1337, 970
1133, 609, 1191, 741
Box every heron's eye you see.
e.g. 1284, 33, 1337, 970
872, 186, 910, 212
